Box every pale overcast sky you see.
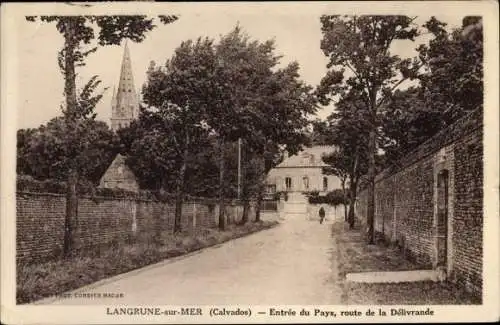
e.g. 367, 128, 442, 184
15, 5, 464, 130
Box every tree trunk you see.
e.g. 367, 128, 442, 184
63, 18, 78, 119
241, 199, 249, 224
174, 136, 190, 234
64, 168, 78, 257
366, 84, 378, 245
218, 137, 226, 230
241, 174, 249, 225
254, 159, 265, 222
173, 183, 183, 234
341, 178, 348, 222
63, 18, 78, 258
255, 190, 263, 222
366, 128, 376, 244
348, 180, 357, 229
240, 145, 249, 225
173, 167, 186, 234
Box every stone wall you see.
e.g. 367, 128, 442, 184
17, 192, 253, 264
356, 109, 483, 297
307, 204, 345, 221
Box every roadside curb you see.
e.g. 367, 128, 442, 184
31, 222, 280, 305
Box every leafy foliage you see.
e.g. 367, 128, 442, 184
380, 17, 483, 163
17, 117, 118, 184
306, 189, 348, 206
317, 15, 421, 110
318, 15, 421, 238
135, 26, 316, 227
417, 16, 482, 116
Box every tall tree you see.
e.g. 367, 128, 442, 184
318, 15, 420, 243
139, 38, 215, 233
246, 61, 317, 222
204, 27, 315, 228
322, 92, 369, 228
128, 26, 315, 230
26, 14, 178, 256
206, 27, 280, 229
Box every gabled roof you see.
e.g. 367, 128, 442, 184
107, 153, 129, 169
99, 153, 138, 183
274, 145, 335, 168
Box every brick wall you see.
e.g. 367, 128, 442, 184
17, 193, 66, 262
356, 109, 483, 297
17, 193, 254, 263
451, 128, 483, 294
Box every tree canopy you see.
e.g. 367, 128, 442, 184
380, 16, 483, 163
316, 15, 483, 237
17, 117, 118, 184
119, 26, 316, 229
318, 15, 422, 242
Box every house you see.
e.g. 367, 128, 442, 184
99, 154, 139, 192
265, 145, 343, 220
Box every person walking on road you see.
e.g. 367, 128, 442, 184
319, 206, 325, 224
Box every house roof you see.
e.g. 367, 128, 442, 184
99, 153, 137, 181
274, 145, 335, 168
107, 153, 129, 170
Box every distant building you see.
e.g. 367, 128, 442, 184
266, 145, 343, 219
110, 42, 139, 131
99, 154, 139, 192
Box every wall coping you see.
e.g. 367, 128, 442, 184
16, 191, 242, 206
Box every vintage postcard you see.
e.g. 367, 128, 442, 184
1, 1, 498, 324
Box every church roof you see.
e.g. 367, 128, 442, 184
111, 41, 139, 130
117, 42, 137, 100
274, 145, 335, 168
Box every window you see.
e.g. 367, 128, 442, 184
323, 177, 328, 191
266, 184, 276, 194
309, 154, 315, 165
302, 153, 309, 165
285, 177, 292, 190
303, 176, 309, 190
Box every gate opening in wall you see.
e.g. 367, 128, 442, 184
436, 169, 449, 270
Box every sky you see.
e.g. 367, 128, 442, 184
15, 5, 464, 130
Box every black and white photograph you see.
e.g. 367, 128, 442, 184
1, 1, 498, 324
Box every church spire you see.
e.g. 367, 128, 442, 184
111, 41, 139, 131
111, 86, 117, 107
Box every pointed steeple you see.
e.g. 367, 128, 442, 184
111, 86, 117, 107
110, 41, 139, 131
